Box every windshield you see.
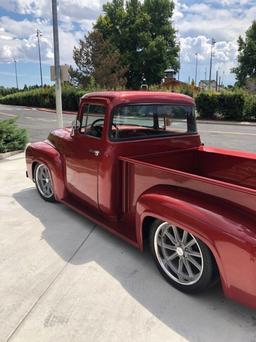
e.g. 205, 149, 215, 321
110, 103, 197, 140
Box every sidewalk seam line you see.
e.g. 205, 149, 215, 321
6, 224, 97, 342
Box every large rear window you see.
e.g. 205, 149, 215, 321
110, 103, 197, 141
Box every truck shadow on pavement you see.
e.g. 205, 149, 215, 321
14, 187, 256, 342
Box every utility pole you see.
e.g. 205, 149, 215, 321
216, 70, 218, 91
208, 38, 216, 90
14, 59, 19, 89
194, 53, 198, 86
36, 29, 43, 87
178, 41, 181, 81
52, 0, 63, 128
222, 71, 225, 86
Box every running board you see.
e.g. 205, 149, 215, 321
60, 196, 138, 249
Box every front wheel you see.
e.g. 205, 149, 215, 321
149, 220, 216, 294
34, 163, 55, 202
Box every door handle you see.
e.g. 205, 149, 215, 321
89, 149, 100, 157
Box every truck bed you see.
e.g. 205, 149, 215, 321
120, 147, 256, 213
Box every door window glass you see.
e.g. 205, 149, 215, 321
80, 104, 105, 138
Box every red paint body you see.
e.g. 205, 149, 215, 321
26, 91, 256, 308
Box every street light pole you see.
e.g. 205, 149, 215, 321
177, 41, 181, 81
36, 29, 43, 87
14, 59, 19, 89
52, 0, 63, 128
194, 53, 198, 86
208, 38, 216, 90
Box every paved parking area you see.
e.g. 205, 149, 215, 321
1, 153, 256, 342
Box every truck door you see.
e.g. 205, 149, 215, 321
65, 101, 107, 208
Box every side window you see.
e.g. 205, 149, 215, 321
79, 103, 105, 138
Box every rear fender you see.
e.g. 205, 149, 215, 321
26, 141, 66, 201
136, 185, 256, 308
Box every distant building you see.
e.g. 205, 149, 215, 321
162, 68, 185, 88
199, 80, 217, 90
164, 68, 176, 80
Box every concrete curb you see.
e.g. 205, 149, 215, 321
27, 107, 76, 116
197, 119, 256, 127
0, 150, 23, 160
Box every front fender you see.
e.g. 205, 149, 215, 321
136, 185, 256, 308
26, 140, 66, 201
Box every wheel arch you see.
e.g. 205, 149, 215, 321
26, 141, 66, 201
32, 160, 38, 180
136, 190, 226, 283
135, 185, 256, 307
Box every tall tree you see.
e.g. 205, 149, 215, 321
95, 0, 179, 88
70, 31, 127, 89
232, 21, 256, 86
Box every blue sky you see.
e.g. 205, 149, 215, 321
0, 0, 255, 88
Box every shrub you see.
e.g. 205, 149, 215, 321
0, 87, 55, 108
217, 93, 245, 120
62, 87, 85, 111
0, 86, 86, 111
0, 118, 28, 153
195, 93, 218, 119
243, 95, 256, 121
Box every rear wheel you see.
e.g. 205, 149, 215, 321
149, 219, 216, 294
34, 163, 55, 202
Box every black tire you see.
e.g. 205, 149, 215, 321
149, 219, 216, 294
34, 163, 56, 202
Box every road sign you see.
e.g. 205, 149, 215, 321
50, 64, 70, 82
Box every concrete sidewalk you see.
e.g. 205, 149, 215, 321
1, 154, 256, 342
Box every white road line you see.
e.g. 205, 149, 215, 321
0, 112, 16, 117
38, 118, 56, 122
200, 130, 256, 136
23, 116, 56, 122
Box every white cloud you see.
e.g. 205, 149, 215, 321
0, 15, 86, 65
0, 0, 104, 20
174, 0, 256, 41
0, 0, 255, 85
180, 36, 238, 84
0, 0, 101, 65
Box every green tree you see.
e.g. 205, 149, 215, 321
232, 21, 256, 86
70, 31, 127, 89
95, 0, 179, 89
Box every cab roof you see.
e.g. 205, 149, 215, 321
81, 91, 194, 106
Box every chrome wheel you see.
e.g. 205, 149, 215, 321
154, 222, 204, 286
35, 163, 53, 199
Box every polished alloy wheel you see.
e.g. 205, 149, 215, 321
35, 163, 53, 199
154, 222, 204, 285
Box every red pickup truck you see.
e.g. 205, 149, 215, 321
26, 91, 256, 308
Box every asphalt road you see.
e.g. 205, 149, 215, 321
0, 104, 256, 153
